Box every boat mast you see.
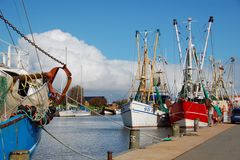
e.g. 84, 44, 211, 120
227, 57, 237, 104
136, 31, 141, 80
200, 16, 214, 71
173, 19, 183, 69
139, 31, 148, 103
148, 30, 160, 102
184, 18, 194, 98
134, 30, 160, 103
133, 31, 143, 101
210, 56, 217, 97
195, 17, 213, 98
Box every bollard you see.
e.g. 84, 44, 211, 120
107, 151, 112, 160
194, 118, 199, 132
172, 122, 180, 137
9, 150, 29, 160
208, 106, 213, 127
208, 114, 213, 127
129, 129, 140, 149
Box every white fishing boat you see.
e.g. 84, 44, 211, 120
115, 109, 121, 115
59, 103, 90, 117
59, 110, 75, 117
73, 110, 91, 116
121, 30, 169, 127
59, 109, 90, 117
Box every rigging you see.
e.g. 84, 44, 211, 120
0, 14, 65, 66
21, 0, 43, 72
0, 10, 19, 56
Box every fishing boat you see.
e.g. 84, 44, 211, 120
59, 109, 91, 117
59, 86, 90, 117
121, 30, 170, 127
169, 17, 214, 128
59, 103, 90, 117
0, 15, 71, 159
209, 57, 238, 122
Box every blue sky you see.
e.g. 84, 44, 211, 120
0, 0, 239, 101
1, 0, 240, 62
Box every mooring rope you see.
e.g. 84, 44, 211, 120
65, 94, 166, 142
41, 126, 100, 160
39, 89, 170, 160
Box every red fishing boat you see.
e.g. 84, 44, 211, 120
169, 99, 208, 128
169, 17, 214, 128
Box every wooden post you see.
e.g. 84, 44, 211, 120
9, 150, 29, 160
129, 129, 140, 149
194, 118, 199, 132
172, 122, 180, 137
107, 151, 112, 160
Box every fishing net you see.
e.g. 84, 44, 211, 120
20, 83, 50, 121
0, 69, 50, 122
0, 76, 8, 111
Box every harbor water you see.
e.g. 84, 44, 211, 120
32, 115, 171, 160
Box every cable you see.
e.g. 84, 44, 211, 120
41, 126, 100, 160
65, 93, 165, 142
12, 0, 25, 33
0, 10, 19, 55
21, 0, 43, 73
0, 13, 65, 65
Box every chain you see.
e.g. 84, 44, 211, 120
0, 15, 65, 66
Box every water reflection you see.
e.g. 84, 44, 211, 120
32, 115, 171, 160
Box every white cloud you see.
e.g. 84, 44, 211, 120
15, 29, 184, 101
17, 29, 135, 96
16, 29, 239, 102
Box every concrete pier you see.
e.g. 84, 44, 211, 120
114, 124, 234, 160
176, 124, 240, 160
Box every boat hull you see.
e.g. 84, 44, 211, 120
73, 111, 91, 117
0, 114, 41, 160
121, 100, 168, 127
169, 100, 208, 128
59, 110, 91, 117
59, 110, 76, 117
